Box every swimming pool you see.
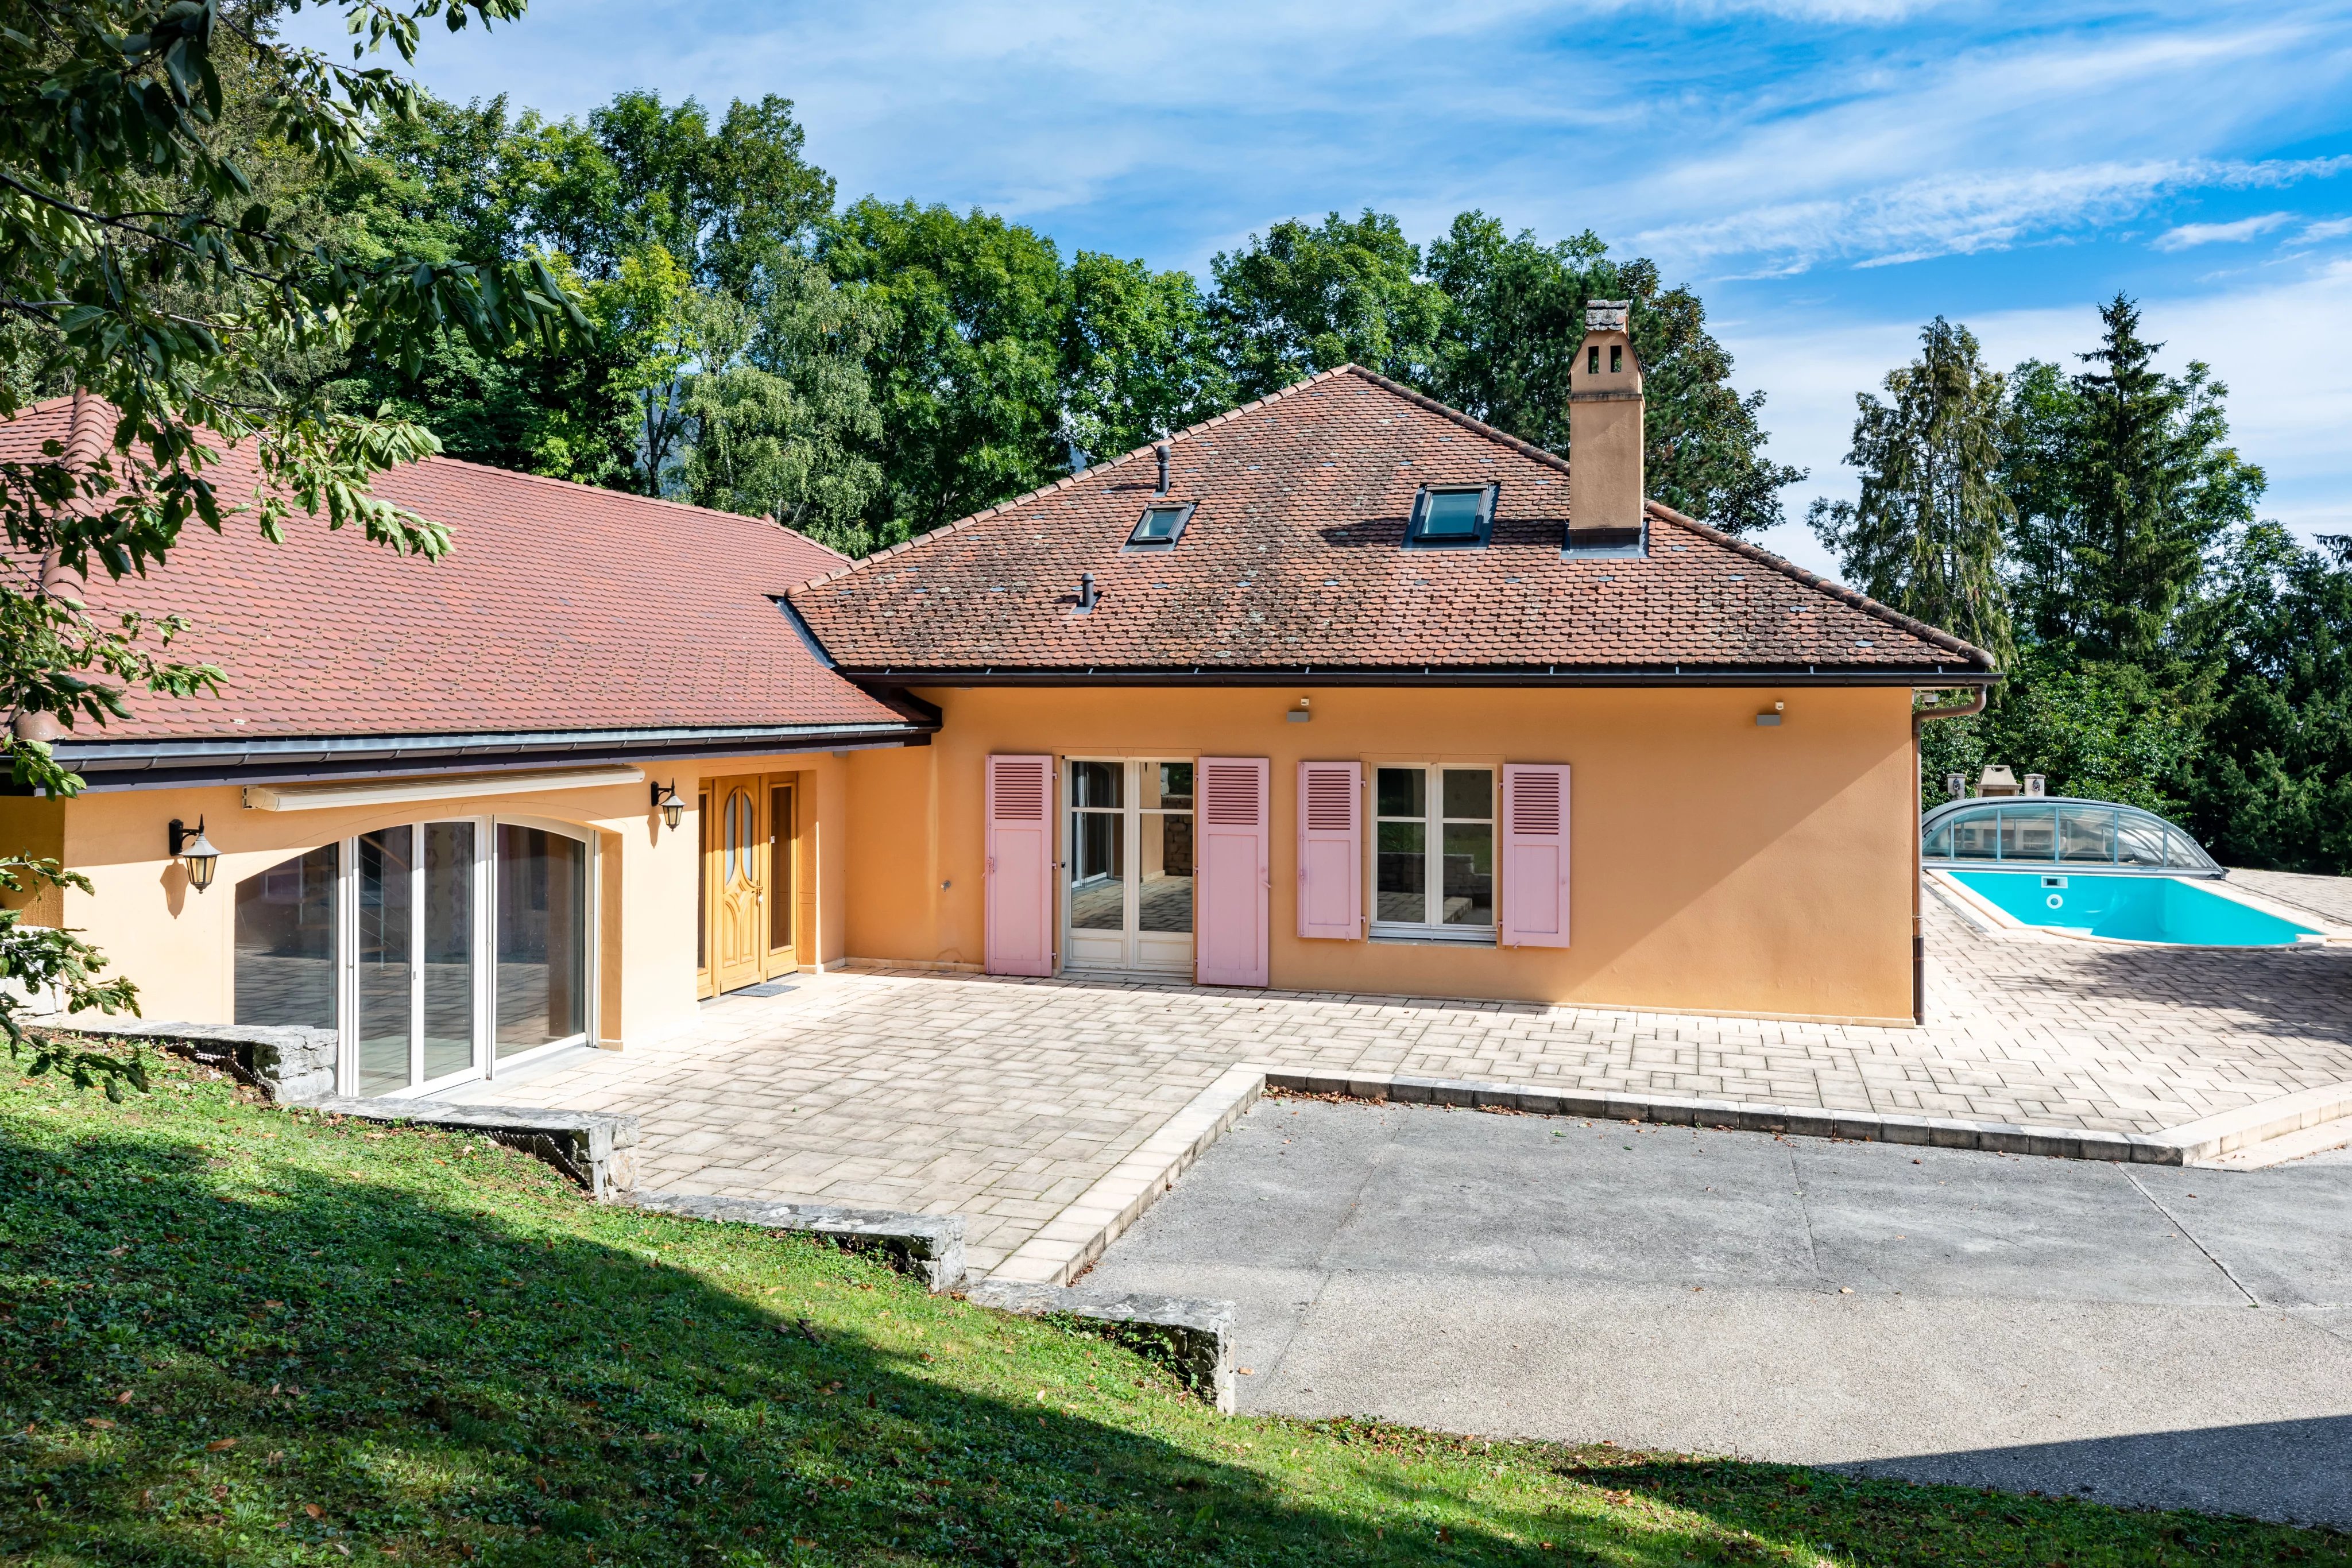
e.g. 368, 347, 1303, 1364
1944, 870, 2321, 946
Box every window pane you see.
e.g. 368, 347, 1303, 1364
769, 787, 795, 951
1951, 812, 1999, 859
234, 844, 338, 1031
1376, 766, 1425, 819
2116, 814, 2166, 867
1924, 823, 1952, 858
1139, 811, 1192, 934
2163, 830, 2209, 870
357, 826, 413, 1097
1376, 820, 1426, 922
497, 825, 586, 1056
695, 792, 709, 971
1134, 506, 1185, 541
1070, 760, 1122, 810
1441, 822, 1494, 926
421, 822, 475, 1082
1069, 811, 1124, 930
1142, 762, 1193, 810
1442, 768, 1493, 820
2057, 807, 2115, 863
1421, 490, 1483, 537
1997, 806, 2056, 860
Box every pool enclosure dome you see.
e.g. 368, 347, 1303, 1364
1921, 796, 2221, 875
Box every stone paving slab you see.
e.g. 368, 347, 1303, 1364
438, 897, 2352, 1275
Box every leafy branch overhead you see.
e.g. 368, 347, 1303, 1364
0, 0, 587, 1086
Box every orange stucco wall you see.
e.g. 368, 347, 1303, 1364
44, 751, 855, 1051
844, 685, 1920, 1023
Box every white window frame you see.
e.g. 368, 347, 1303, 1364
290, 812, 597, 1099
1059, 756, 1197, 977
1368, 762, 1499, 946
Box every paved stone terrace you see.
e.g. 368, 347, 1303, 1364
442, 893, 2352, 1276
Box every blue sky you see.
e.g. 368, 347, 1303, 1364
297, 0, 2352, 578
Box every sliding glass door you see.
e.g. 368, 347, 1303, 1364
234, 816, 591, 1097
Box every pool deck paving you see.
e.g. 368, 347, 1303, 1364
436, 879, 2352, 1277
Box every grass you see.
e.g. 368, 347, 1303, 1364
2, 1048, 2346, 1567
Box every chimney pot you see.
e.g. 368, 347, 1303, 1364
1154, 442, 1170, 495
1077, 570, 1099, 613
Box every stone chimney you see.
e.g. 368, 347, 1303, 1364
1568, 299, 1643, 536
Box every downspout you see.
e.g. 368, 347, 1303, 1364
1910, 687, 1989, 1024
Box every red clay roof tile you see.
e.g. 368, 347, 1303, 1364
788, 366, 1994, 680
0, 397, 911, 739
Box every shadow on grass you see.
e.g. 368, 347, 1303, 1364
6, 1068, 2350, 1567
0, 1084, 1753, 1566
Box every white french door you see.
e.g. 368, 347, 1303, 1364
233, 815, 593, 1098
1063, 760, 1196, 975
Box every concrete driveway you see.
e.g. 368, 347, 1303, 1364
1084, 1096, 2352, 1526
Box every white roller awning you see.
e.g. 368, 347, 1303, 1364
243, 765, 645, 812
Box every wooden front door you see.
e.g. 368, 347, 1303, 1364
699, 773, 804, 998
710, 778, 766, 993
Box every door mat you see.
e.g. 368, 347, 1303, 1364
728, 981, 799, 998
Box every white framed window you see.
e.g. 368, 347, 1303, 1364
1063, 758, 1195, 975
1371, 765, 1496, 943
233, 814, 595, 1098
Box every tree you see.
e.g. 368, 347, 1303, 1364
1809, 318, 2016, 668
2005, 295, 2265, 663
1423, 212, 1803, 535
820, 200, 1067, 538
1059, 251, 1229, 465
0, 0, 581, 1089
679, 255, 885, 554
1208, 210, 1446, 400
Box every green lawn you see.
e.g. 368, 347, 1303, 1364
2, 1048, 2345, 1566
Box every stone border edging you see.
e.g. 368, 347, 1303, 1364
29, 1016, 335, 1102
628, 1191, 966, 1294
1267, 1068, 2352, 1168
964, 1277, 1236, 1413
304, 1097, 640, 1199
988, 1063, 1264, 1286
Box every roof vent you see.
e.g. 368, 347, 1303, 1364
1076, 571, 1100, 614
1154, 440, 1171, 496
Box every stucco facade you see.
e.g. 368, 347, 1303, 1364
842, 684, 1921, 1023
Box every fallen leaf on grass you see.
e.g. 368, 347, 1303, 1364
206, 1438, 237, 1452
84, 1418, 115, 1430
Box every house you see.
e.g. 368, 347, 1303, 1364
0, 392, 936, 1100
3, 304, 1994, 1101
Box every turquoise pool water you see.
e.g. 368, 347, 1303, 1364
1947, 870, 2319, 946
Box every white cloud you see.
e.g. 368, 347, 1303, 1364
2153, 211, 2296, 250
2301, 216, 2352, 241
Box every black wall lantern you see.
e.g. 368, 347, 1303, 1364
169, 816, 219, 892
651, 780, 686, 832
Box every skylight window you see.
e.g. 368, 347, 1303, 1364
1126, 501, 1196, 551
1404, 484, 1498, 549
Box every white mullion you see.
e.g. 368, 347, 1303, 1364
409, 829, 425, 1090
336, 837, 358, 1096
1124, 761, 1141, 966
479, 816, 497, 1078
1426, 764, 1443, 928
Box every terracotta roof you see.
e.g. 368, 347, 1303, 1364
787, 366, 1994, 682
0, 397, 916, 740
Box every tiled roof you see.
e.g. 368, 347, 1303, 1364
0, 396, 915, 740
787, 366, 1994, 680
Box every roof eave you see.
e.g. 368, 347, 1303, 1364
832, 665, 2001, 690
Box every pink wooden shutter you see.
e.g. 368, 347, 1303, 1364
1196, 756, 1270, 986
1501, 764, 1571, 948
985, 754, 1055, 977
1297, 761, 1361, 940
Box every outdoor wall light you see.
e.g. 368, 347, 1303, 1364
168, 816, 219, 892
651, 780, 686, 832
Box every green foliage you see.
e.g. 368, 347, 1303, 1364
1811, 318, 2015, 669
2005, 295, 2265, 664
1425, 214, 1804, 535
0, 0, 583, 1085
821, 199, 1069, 536
7, 1050, 2345, 1566
1061, 250, 1232, 464
1920, 649, 2203, 814
1209, 209, 1449, 397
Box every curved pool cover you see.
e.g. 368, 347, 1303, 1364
1947, 870, 2319, 946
